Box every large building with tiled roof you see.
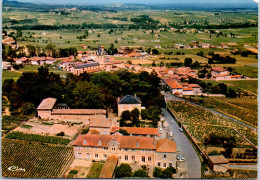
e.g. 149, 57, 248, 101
73, 134, 177, 168
110, 127, 159, 138
37, 98, 106, 123
117, 95, 142, 117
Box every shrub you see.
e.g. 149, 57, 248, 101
69, 170, 78, 175
81, 128, 89, 134
56, 131, 65, 136
133, 169, 149, 178
115, 163, 132, 178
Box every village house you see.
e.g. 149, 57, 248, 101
37, 98, 106, 124
154, 45, 162, 49
117, 95, 142, 117
73, 134, 177, 168
89, 118, 112, 135
110, 127, 159, 138
164, 78, 202, 96
2, 61, 13, 70
211, 67, 229, 76
174, 44, 184, 49
2, 36, 15, 45
13, 57, 29, 65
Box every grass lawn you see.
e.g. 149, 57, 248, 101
233, 66, 258, 78
2, 70, 22, 82
221, 80, 258, 94
86, 162, 104, 178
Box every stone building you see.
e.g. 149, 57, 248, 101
208, 155, 229, 172
117, 95, 142, 117
110, 127, 159, 138
73, 134, 177, 168
37, 98, 106, 123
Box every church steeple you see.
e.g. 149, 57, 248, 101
97, 44, 102, 56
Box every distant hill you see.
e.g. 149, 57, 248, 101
3, 0, 258, 10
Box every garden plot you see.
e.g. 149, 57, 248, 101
13, 119, 83, 139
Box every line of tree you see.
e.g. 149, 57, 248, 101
208, 53, 236, 64
3, 67, 165, 116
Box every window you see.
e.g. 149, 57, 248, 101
125, 155, 128, 161
103, 154, 107, 158
95, 147, 98, 150
169, 163, 172, 167
86, 147, 89, 150
78, 146, 81, 150
112, 148, 116, 151
125, 149, 128, 151
104, 147, 108, 150
78, 153, 82, 158
142, 156, 145, 162
163, 154, 167, 159
119, 156, 121, 160
119, 148, 121, 151
157, 162, 161, 167
148, 156, 152, 161
132, 156, 135, 161
163, 163, 166, 167
86, 153, 90, 158
95, 154, 98, 158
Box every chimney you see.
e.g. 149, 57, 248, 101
83, 139, 87, 145
98, 140, 102, 146
134, 93, 136, 98
117, 97, 120, 103
136, 141, 140, 147
153, 139, 156, 146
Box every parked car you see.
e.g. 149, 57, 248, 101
171, 120, 174, 124
169, 132, 173, 137
179, 127, 183, 132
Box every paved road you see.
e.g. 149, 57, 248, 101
164, 92, 257, 132
162, 108, 201, 178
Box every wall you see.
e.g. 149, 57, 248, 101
38, 110, 52, 119
118, 104, 141, 117
154, 152, 176, 168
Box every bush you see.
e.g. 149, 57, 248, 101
81, 128, 89, 134
153, 167, 162, 178
167, 166, 176, 174
69, 170, 78, 175
133, 169, 149, 178
161, 169, 172, 179
119, 129, 129, 135
115, 163, 132, 178
56, 131, 65, 136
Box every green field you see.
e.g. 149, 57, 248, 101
2, 66, 69, 83
221, 80, 258, 94
2, 139, 73, 178
86, 162, 104, 178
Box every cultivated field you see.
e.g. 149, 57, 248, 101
2, 139, 73, 178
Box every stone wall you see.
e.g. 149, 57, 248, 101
118, 104, 141, 117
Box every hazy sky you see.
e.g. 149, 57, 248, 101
15, 0, 258, 5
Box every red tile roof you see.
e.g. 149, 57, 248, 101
73, 134, 156, 150
99, 156, 119, 178
231, 75, 241, 78
183, 88, 193, 91
111, 127, 158, 136
51, 109, 106, 115
37, 98, 57, 110
188, 84, 200, 88
211, 67, 227, 72
156, 139, 176, 153
164, 78, 183, 89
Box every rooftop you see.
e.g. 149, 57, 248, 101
118, 95, 141, 104
73, 134, 156, 150
156, 139, 177, 153
75, 62, 99, 69
51, 109, 106, 115
90, 118, 111, 128
208, 155, 229, 164
99, 156, 119, 178
37, 98, 57, 110
111, 127, 158, 136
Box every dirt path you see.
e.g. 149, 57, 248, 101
2, 96, 11, 116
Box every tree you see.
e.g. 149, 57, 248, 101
115, 163, 132, 178
3, 79, 15, 95
119, 129, 129, 135
153, 167, 162, 178
27, 45, 36, 57
227, 88, 237, 98
161, 169, 173, 179
218, 83, 228, 95
152, 60, 156, 67
133, 169, 149, 178
97, 34, 101, 37
167, 166, 176, 174
184, 58, 192, 67
131, 108, 140, 126
45, 43, 56, 57
19, 102, 36, 116
152, 49, 159, 54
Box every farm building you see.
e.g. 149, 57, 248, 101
110, 127, 159, 138
208, 155, 229, 172
37, 98, 106, 123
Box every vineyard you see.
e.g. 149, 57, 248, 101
2, 139, 73, 178
185, 97, 257, 127
5, 131, 71, 145
168, 101, 258, 147
2, 116, 29, 135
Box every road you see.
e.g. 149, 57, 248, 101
164, 92, 257, 132
162, 108, 201, 178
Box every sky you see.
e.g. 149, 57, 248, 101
15, 0, 258, 5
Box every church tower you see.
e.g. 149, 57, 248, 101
96, 44, 105, 66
